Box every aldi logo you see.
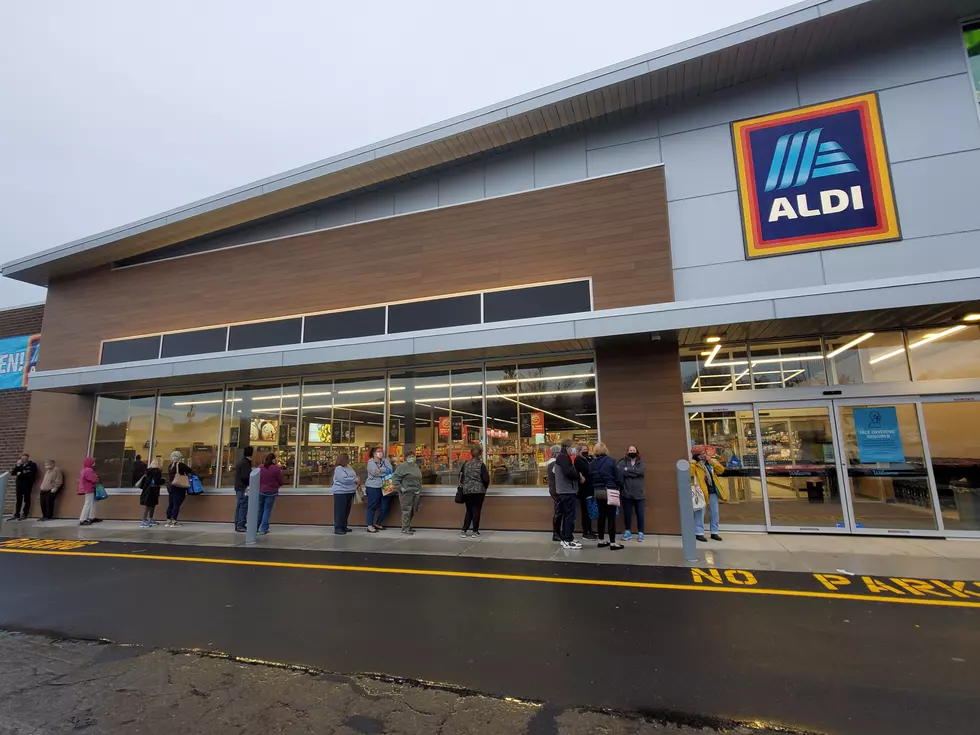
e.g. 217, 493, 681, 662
732, 93, 900, 258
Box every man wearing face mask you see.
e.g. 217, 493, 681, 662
393, 450, 423, 535
365, 446, 394, 532
574, 443, 596, 540
554, 439, 582, 549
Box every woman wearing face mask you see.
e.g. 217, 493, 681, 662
365, 446, 394, 533
590, 442, 624, 550
332, 453, 361, 534
392, 450, 423, 534
691, 446, 726, 542
617, 445, 646, 542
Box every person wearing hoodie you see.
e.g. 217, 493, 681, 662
545, 445, 562, 541
591, 442, 624, 550
165, 451, 193, 527
38, 460, 64, 521
365, 446, 394, 533
257, 453, 285, 534
392, 450, 423, 535
574, 444, 596, 540
77, 457, 99, 526
554, 439, 582, 549
139, 458, 164, 527
617, 445, 647, 542
9, 453, 38, 521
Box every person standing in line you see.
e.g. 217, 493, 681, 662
459, 445, 490, 538
392, 449, 423, 535
574, 443, 596, 540
131, 455, 147, 488
691, 447, 726, 542
9, 453, 38, 521
554, 439, 582, 549
617, 445, 647, 542
591, 442, 624, 550
234, 446, 254, 533
38, 459, 64, 521
257, 453, 284, 535
139, 458, 164, 527
165, 451, 192, 528
365, 447, 394, 533
546, 445, 562, 541
77, 457, 99, 526
332, 453, 360, 535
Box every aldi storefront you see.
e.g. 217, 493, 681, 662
4, 0, 980, 537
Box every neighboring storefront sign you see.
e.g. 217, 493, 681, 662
853, 407, 905, 463
0, 333, 40, 390
732, 93, 900, 258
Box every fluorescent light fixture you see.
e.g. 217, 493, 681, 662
869, 347, 905, 365
299, 390, 332, 398
827, 332, 874, 359
750, 354, 824, 365
706, 337, 722, 343
689, 412, 699, 420
337, 387, 386, 395
171, 398, 238, 406
703, 344, 722, 367
963, 314, 980, 322
700, 351, 712, 357
869, 325, 968, 365
251, 394, 300, 401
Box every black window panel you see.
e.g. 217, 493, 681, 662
161, 327, 228, 358
483, 281, 591, 323
387, 295, 481, 334
228, 318, 302, 351
100, 336, 161, 365
304, 307, 386, 343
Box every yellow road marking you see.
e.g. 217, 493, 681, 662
1, 546, 978, 609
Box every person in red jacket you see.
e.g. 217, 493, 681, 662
77, 457, 100, 526
257, 453, 284, 535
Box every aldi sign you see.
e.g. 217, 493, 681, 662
732, 93, 900, 258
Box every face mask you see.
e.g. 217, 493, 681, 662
407, 457, 416, 464
628, 452, 637, 459
569, 448, 577, 456
375, 453, 382, 459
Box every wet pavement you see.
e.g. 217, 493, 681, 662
1, 540, 978, 734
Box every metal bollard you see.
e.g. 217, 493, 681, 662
676, 459, 698, 562
245, 468, 261, 546
0, 472, 8, 526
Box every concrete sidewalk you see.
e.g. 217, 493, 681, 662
4, 516, 979, 579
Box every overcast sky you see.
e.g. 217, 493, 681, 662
0, 0, 798, 308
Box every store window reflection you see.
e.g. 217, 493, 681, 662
90, 394, 156, 488
748, 340, 826, 389
680, 344, 751, 392
907, 325, 980, 381
155, 388, 224, 485
826, 332, 910, 385
219, 383, 298, 488
922, 401, 980, 533
387, 369, 451, 486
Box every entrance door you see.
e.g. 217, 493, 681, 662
755, 402, 850, 532
835, 399, 941, 534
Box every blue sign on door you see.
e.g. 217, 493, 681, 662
853, 406, 904, 463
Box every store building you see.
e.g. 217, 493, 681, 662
4, 0, 980, 537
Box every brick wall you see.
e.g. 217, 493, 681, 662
0, 303, 44, 514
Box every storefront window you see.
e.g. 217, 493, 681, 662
964, 21, 980, 108
748, 340, 826, 389
907, 325, 980, 381
680, 344, 751, 392
387, 369, 452, 487
298, 374, 385, 487
90, 393, 156, 488
922, 400, 980, 532
219, 383, 298, 488
155, 388, 224, 486
826, 331, 910, 385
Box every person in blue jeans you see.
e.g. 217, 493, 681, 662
332, 454, 361, 534
257, 452, 284, 535
364, 447, 393, 533
233, 446, 254, 533
690, 447, 726, 542
617, 446, 646, 542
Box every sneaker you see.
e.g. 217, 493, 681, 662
472, 531, 481, 537
90, 518, 103, 524
139, 521, 151, 528
696, 534, 708, 542
401, 529, 416, 535
259, 530, 269, 535
621, 530, 633, 541
552, 533, 560, 542
460, 531, 468, 538
598, 541, 610, 548
79, 520, 92, 526
711, 533, 723, 542
234, 527, 245, 533
610, 543, 625, 551
583, 532, 597, 540
638, 533, 645, 542
8, 515, 20, 521
171, 521, 182, 527
561, 540, 583, 550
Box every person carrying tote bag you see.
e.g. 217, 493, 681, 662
589, 442, 624, 550
165, 451, 193, 528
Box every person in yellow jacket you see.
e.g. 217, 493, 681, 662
690, 446, 726, 542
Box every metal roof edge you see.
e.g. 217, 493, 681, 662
1, 0, 869, 278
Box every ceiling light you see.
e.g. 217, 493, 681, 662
703, 344, 721, 367
826, 332, 874, 358
869, 347, 905, 365
909, 325, 967, 348
700, 351, 712, 356
963, 314, 980, 322
706, 337, 721, 343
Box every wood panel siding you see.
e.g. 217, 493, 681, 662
596, 338, 688, 535
38, 167, 671, 371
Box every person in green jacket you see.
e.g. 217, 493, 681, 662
393, 450, 424, 535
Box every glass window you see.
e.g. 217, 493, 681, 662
908, 325, 980, 381
826, 331, 910, 385
100, 336, 161, 365
387, 369, 452, 487
219, 383, 298, 488
680, 344, 751, 393
964, 21, 980, 108
298, 375, 386, 487
486, 358, 598, 487
922, 401, 980, 533
748, 340, 826, 389
155, 388, 224, 486
90, 394, 156, 488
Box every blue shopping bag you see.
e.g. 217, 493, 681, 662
587, 496, 599, 520
94, 484, 108, 501
187, 474, 205, 495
